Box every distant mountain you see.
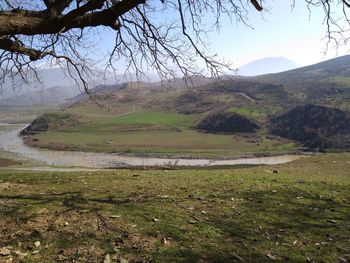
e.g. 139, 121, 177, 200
0, 85, 81, 107
237, 57, 300, 76
0, 67, 77, 99
0, 66, 159, 99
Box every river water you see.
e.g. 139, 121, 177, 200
0, 124, 302, 168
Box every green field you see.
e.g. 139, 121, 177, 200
25, 110, 300, 158
0, 153, 349, 262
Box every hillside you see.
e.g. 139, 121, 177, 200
19, 55, 350, 155
196, 110, 260, 133
270, 104, 350, 149
68, 55, 350, 116
256, 55, 350, 109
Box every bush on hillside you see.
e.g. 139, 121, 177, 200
270, 104, 350, 149
196, 111, 260, 133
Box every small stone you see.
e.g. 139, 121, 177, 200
119, 256, 129, 263
110, 215, 121, 218
64, 222, 69, 226
188, 220, 197, 224
34, 241, 41, 248
13, 250, 28, 259
152, 218, 159, 222
201, 210, 207, 215
162, 238, 168, 244
0, 247, 11, 256
32, 250, 40, 255
266, 252, 277, 260
103, 254, 112, 263
272, 190, 277, 193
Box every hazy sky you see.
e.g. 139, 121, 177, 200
89, 0, 349, 72
207, 0, 349, 67
36, 0, 349, 74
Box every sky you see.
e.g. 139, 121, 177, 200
36, 0, 350, 73
6, 0, 350, 95
204, 0, 349, 68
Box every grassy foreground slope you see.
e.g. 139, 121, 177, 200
0, 153, 349, 262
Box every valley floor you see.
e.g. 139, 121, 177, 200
0, 153, 349, 262
23, 110, 300, 159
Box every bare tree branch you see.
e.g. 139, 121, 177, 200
0, 0, 349, 97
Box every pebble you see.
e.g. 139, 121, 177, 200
119, 256, 129, 263
266, 252, 277, 260
103, 254, 112, 263
64, 222, 69, 226
188, 220, 197, 224
110, 215, 121, 218
34, 241, 41, 248
13, 251, 28, 259
32, 250, 40, 255
152, 218, 159, 222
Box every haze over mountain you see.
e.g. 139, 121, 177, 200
237, 57, 300, 76
0, 65, 160, 107
0, 85, 82, 107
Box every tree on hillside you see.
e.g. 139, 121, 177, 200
0, 0, 349, 93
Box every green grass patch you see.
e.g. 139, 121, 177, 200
0, 153, 349, 262
322, 76, 350, 88
228, 106, 264, 118
23, 109, 300, 158
113, 112, 198, 127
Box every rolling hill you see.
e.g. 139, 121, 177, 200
19, 55, 350, 155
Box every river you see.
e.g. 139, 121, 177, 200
0, 124, 302, 168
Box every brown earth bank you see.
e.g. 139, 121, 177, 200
0, 158, 18, 167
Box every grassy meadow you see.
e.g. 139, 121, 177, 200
0, 153, 349, 262
25, 109, 299, 158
